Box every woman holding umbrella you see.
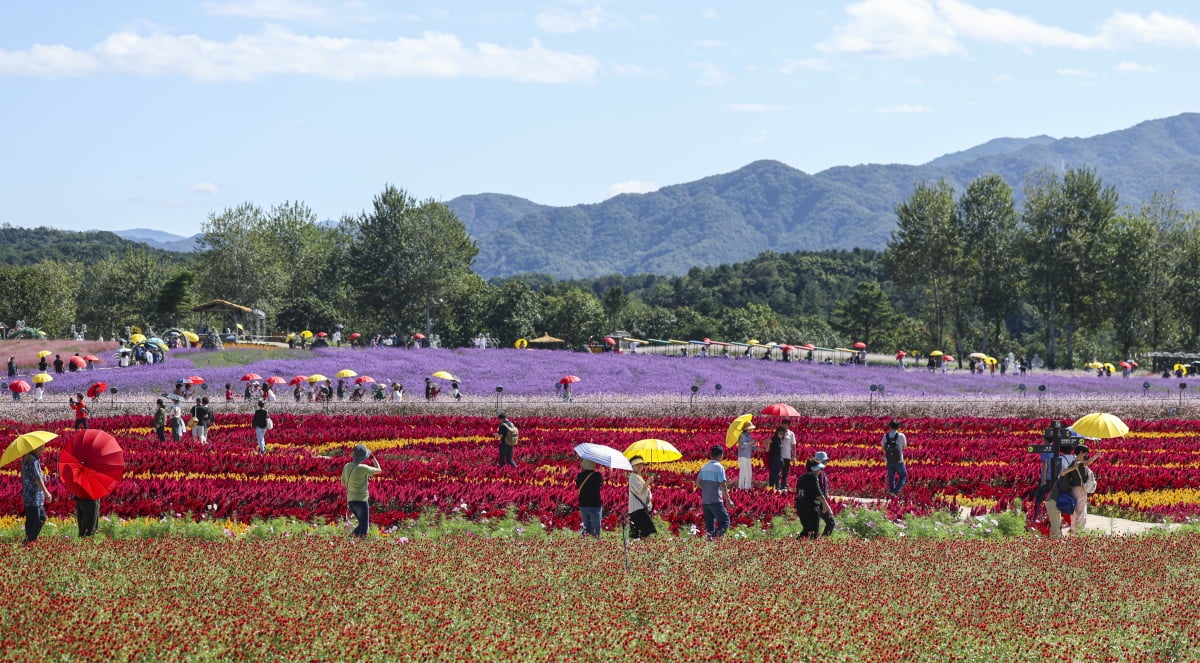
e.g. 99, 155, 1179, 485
627, 456, 656, 539
20, 443, 53, 542
576, 459, 604, 538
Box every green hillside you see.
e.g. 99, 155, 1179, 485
0, 224, 186, 266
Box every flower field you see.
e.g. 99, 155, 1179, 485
4, 535, 1200, 662
5, 413, 1200, 532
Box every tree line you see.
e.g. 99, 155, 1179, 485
2, 173, 1197, 367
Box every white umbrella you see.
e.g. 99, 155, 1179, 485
573, 443, 634, 471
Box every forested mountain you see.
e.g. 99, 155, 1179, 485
0, 224, 183, 266
449, 113, 1200, 279
112, 228, 200, 252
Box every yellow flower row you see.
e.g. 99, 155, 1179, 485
1092, 488, 1200, 509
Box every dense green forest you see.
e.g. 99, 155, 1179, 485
0, 225, 181, 266
3, 169, 1199, 368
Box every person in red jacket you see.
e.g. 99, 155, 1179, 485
69, 392, 89, 430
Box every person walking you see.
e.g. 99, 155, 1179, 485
696, 445, 734, 539
21, 445, 52, 543
191, 397, 214, 446
627, 456, 656, 539
340, 444, 381, 538
252, 400, 271, 454
1049, 444, 1094, 538
496, 413, 518, 467
575, 459, 603, 538
778, 420, 797, 491
813, 451, 836, 536
795, 459, 832, 539
170, 399, 185, 441
767, 427, 782, 490
6, 356, 15, 379
883, 419, 908, 496
53, 354, 64, 374
153, 399, 167, 442
69, 393, 89, 430
736, 422, 758, 490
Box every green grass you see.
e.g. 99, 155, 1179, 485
182, 348, 304, 368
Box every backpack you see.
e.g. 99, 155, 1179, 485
1055, 492, 1077, 514
883, 432, 902, 464
502, 422, 519, 446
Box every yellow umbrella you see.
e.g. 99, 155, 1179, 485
1102, 363, 1115, 372
624, 439, 682, 463
182, 331, 199, 343
36, 350, 51, 358
0, 431, 58, 468
929, 350, 944, 357
306, 374, 329, 383
31, 373, 53, 384
286, 333, 296, 341
335, 369, 358, 379
130, 333, 147, 344
725, 414, 755, 447
1071, 412, 1129, 439
300, 330, 314, 339
431, 370, 459, 381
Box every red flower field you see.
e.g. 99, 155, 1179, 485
3, 413, 1200, 530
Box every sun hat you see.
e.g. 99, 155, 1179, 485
352, 444, 371, 463
743, 422, 757, 431
814, 451, 830, 462
629, 456, 645, 467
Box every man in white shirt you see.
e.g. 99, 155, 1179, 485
778, 420, 797, 491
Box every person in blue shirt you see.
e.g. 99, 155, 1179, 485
696, 445, 734, 539
21, 445, 53, 543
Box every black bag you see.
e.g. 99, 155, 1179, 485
629, 508, 656, 539
884, 432, 902, 464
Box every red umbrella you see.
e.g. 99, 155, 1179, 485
603, 337, 616, 345
83, 354, 102, 362
943, 355, 956, 362
349, 333, 361, 340
8, 380, 31, 393
896, 351, 907, 358
559, 375, 581, 384
802, 344, 815, 351
316, 332, 328, 338
58, 429, 125, 500
355, 375, 376, 384
86, 382, 108, 399
265, 376, 287, 386
187, 376, 205, 384
68, 355, 87, 368
288, 375, 309, 386
240, 373, 263, 382
413, 333, 426, 339
1119, 361, 1131, 369
759, 402, 801, 417
853, 342, 867, 349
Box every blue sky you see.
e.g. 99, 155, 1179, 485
3, 1, 1198, 237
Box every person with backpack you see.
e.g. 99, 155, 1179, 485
496, 413, 518, 467
1049, 444, 1096, 538
341, 444, 381, 538
882, 419, 907, 496
575, 459, 604, 538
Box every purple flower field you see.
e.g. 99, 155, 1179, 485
11, 346, 1183, 401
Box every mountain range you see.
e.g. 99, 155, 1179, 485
106, 113, 1200, 280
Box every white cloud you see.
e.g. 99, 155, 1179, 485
606, 180, 658, 197
188, 182, 221, 195
1117, 60, 1157, 73
819, 0, 1200, 59
536, 4, 607, 34
726, 103, 785, 112
690, 61, 732, 86
0, 27, 602, 83
875, 104, 932, 113
778, 58, 830, 74
702, 9, 718, 20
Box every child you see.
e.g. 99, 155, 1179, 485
70, 393, 89, 430
225, 383, 235, 402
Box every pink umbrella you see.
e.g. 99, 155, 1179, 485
265, 376, 287, 386
559, 375, 581, 384
240, 373, 263, 382
355, 376, 376, 384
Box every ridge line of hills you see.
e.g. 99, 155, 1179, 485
12, 112, 1200, 280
